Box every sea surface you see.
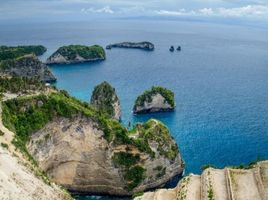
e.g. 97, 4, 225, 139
1, 19, 268, 200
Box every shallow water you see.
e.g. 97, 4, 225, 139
1, 19, 268, 200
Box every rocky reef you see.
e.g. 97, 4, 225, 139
2, 91, 184, 196
135, 160, 268, 200
133, 86, 175, 114
106, 42, 154, 51
90, 81, 121, 121
0, 55, 56, 83
46, 45, 106, 64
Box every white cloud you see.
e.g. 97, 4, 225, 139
81, 6, 114, 14
155, 4, 268, 18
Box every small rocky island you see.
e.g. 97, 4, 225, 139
0, 45, 56, 83
106, 42, 154, 51
133, 86, 175, 114
46, 45, 106, 64
90, 81, 121, 121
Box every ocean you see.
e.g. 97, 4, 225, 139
1, 19, 268, 200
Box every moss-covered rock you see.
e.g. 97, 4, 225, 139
47, 45, 106, 64
133, 86, 175, 114
90, 81, 121, 120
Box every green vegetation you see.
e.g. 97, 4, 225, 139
132, 119, 178, 159
132, 191, 144, 198
51, 45, 105, 60
124, 165, 146, 190
0, 130, 4, 136
0, 45, 46, 61
2, 89, 178, 191
134, 86, 175, 110
90, 81, 118, 118
0, 76, 45, 94
1, 142, 8, 149
112, 152, 140, 167
202, 164, 217, 171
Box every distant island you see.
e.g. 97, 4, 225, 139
46, 45, 106, 64
133, 86, 175, 114
106, 42, 154, 51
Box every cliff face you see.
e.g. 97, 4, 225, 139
2, 92, 184, 196
135, 161, 268, 200
26, 117, 183, 196
90, 81, 121, 120
46, 45, 106, 64
0, 55, 56, 83
106, 42, 154, 51
133, 87, 175, 114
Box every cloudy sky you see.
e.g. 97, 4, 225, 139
0, 0, 268, 22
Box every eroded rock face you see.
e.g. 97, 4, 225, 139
27, 117, 184, 196
0, 55, 56, 83
135, 161, 268, 200
133, 86, 175, 114
106, 42, 154, 51
90, 81, 121, 121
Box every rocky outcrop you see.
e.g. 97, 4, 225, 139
135, 161, 268, 200
133, 86, 175, 114
90, 81, 121, 121
106, 42, 154, 51
26, 117, 183, 196
0, 55, 56, 83
46, 45, 106, 64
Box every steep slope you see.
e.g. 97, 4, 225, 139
90, 81, 121, 121
135, 161, 268, 200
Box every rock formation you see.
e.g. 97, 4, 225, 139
46, 45, 106, 64
133, 86, 175, 114
135, 161, 268, 200
0, 54, 56, 83
169, 46, 174, 52
2, 91, 184, 196
90, 81, 121, 121
106, 42, 154, 51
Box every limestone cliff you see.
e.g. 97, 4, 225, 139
135, 161, 268, 200
106, 42, 154, 51
46, 45, 106, 64
90, 81, 121, 120
0, 54, 56, 83
2, 92, 184, 196
133, 86, 175, 114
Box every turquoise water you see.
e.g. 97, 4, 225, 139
1, 20, 268, 199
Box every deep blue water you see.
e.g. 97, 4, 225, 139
1, 19, 268, 200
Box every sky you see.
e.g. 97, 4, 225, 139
0, 0, 268, 23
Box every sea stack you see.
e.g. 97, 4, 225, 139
90, 81, 121, 121
169, 46, 174, 52
177, 46, 181, 51
133, 86, 175, 114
